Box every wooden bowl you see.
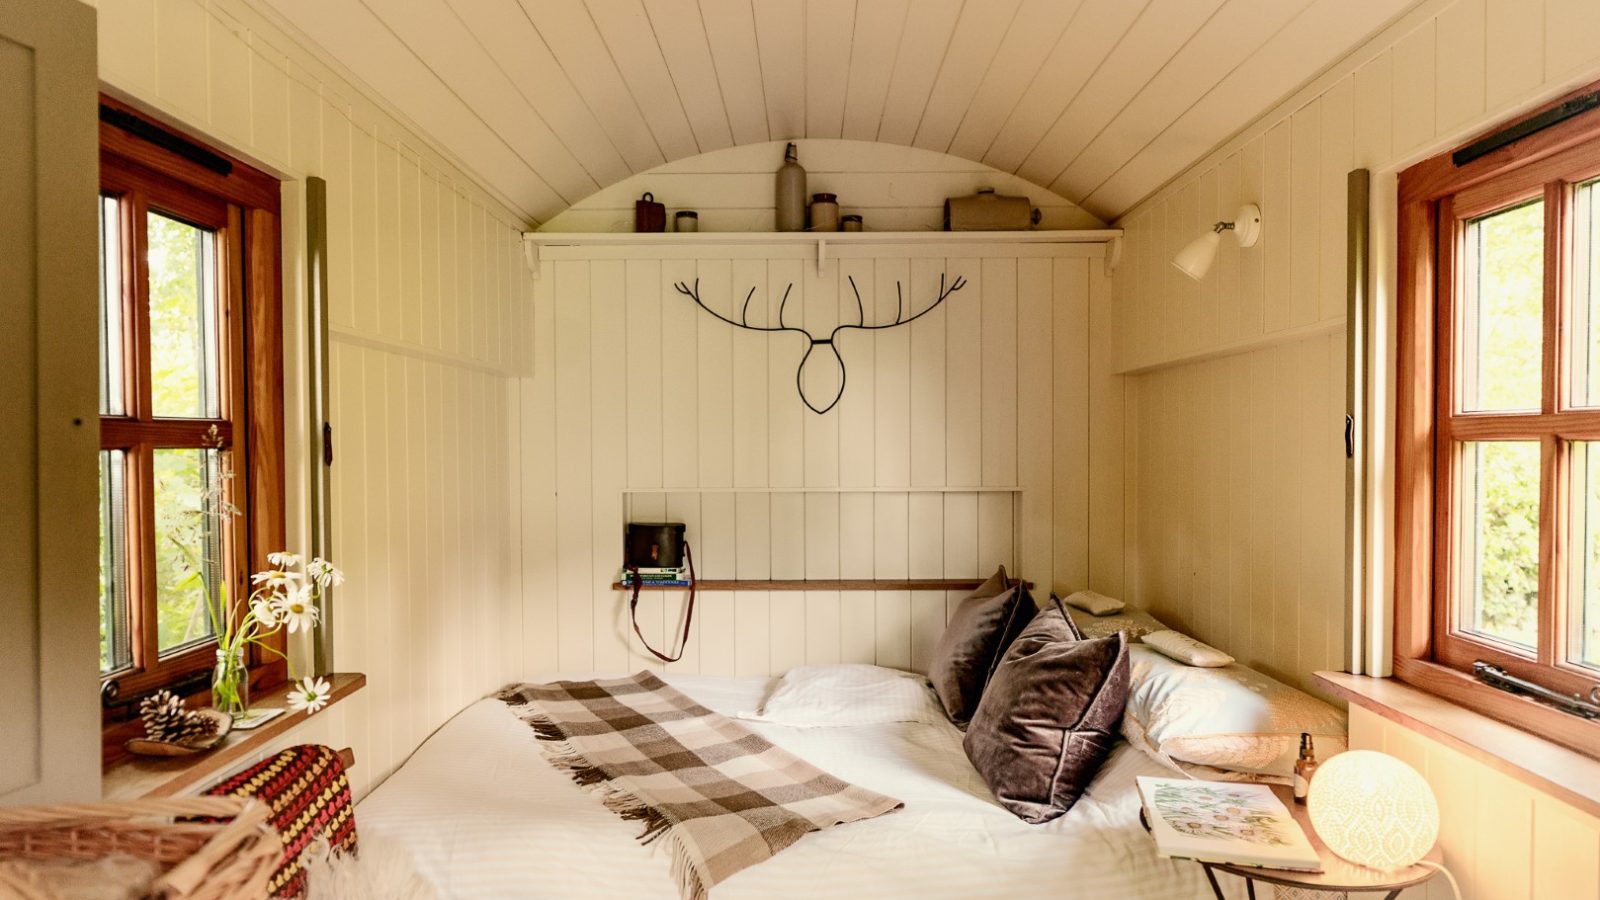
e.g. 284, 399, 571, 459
125, 708, 233, 757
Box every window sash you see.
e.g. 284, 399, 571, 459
1423, 130, 1600, 708
98, 182, 246, 690
96, 100, 285, 714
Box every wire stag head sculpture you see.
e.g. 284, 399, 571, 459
673, 273, 968, 415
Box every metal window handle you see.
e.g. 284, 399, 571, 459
1474, 661, 1600, 719
1344, 414, 1354, 459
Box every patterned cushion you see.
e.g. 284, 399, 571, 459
1065, 605, 1168, 642
204, 744, 358, 899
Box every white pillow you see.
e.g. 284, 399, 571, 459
1063, 590, 1125, 616
1142, 630, 1234, 667
740, 665, 945, 727
1122, 646, 1346, 779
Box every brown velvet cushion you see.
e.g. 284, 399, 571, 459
926, 566, 1036, 726
963, 603, 1130, 824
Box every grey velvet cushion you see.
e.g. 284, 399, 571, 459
926, 566, 1035, 727
963, 603, 1131, 824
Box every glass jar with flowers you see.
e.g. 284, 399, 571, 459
206, 551, 342, 720
171, 439, 343, 722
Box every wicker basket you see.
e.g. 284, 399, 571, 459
0, 795, 280, 899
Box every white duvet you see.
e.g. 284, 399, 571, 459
357, 671, 1216, 899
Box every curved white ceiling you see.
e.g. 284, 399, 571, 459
254, 0, 1415, 225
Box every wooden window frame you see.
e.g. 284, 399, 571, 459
1397, 79, 1600, 759
97, 97, 286, 743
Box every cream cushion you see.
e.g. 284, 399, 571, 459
1063, 590, 1125, 616
1122, 646, 1346, 779
1141, 630, 1234, 667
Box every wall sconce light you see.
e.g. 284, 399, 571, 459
1171, 203, 1262, 280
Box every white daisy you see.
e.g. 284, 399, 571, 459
250, 596, 281, 626
305, 558, 345, 589
267, 550, 302, 568
287, 676, 332, 714
251, 568, 301, 590
274, 584, 320, 633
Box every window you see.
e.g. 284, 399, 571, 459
97, 98, 286, 710
1397, 80, 1600, 755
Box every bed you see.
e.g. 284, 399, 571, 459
357, 671, 1213, 899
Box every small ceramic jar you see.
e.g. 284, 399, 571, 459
841, 214, 863, 232
810, 193, 839, 231
675, 210, 699, 233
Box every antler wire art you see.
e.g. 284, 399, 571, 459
673, 273, 967, 415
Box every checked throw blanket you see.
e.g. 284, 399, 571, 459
496, 672, 902, 900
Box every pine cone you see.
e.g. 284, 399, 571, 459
139, 690, 219, 743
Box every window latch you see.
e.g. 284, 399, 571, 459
1473, 661, 1600, 719
323, 421, 334, 466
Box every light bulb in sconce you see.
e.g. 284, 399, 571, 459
1307, 750, 1440, 871
1171, 203, 1262, 281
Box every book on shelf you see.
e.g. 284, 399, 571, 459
1136, 777, 1321, 873
618, 567, 692, 587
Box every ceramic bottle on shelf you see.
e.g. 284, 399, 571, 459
810, 193, 840, 231
776, 142, 806, 232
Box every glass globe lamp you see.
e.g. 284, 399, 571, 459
1307, 750, 1439, 870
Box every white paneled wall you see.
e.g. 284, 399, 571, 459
1129, 334, 1346, 695
1115, 9, 1600, 896
520, 242, 1122, 676
89, 0, 533, 797
1351, 707, 1600, 900
539, 140, 1106, 234
1113, 0, 1600, 692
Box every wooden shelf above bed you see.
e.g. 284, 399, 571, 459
610, 579, 1029, 592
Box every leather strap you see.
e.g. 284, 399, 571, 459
627, 542, 696, 663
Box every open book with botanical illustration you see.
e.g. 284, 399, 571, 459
1136, 777, 1321, 872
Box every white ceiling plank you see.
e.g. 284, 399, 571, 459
1054, 0, 1312, 203
945, 0, 1081, 162
980, 0, 1147, 174
838, 0, 908, 142
752, 0, 805, 140
875, 0, 963, 146
1015, 0, 1226, 194
588, 0, 701, 161
362, 0, 601, 205
643, 0, 735, 153
1079, 0, 1413, 218
910, 0, 1023, 153
520, 0, 667, 172
698, 0, 769, 146
259, 0, 1426, 223
804, 0, 856, 139
447, 0, 632, 187
257, 0, 557, 221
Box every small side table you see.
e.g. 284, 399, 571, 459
1196, 785, 1440, 900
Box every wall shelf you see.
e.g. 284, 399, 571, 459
522, 229, 1122, 275
611, 579, 1028, 592
102, 673, 366, 800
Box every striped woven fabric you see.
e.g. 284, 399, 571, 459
496, 672, 902, 900
204, 744, 358, 899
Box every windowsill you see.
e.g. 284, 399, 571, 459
102, 672, 364, 800
1314, 670, 1600, 820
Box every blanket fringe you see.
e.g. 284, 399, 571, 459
660, 827, 709, 900
506, 702, 707, 900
